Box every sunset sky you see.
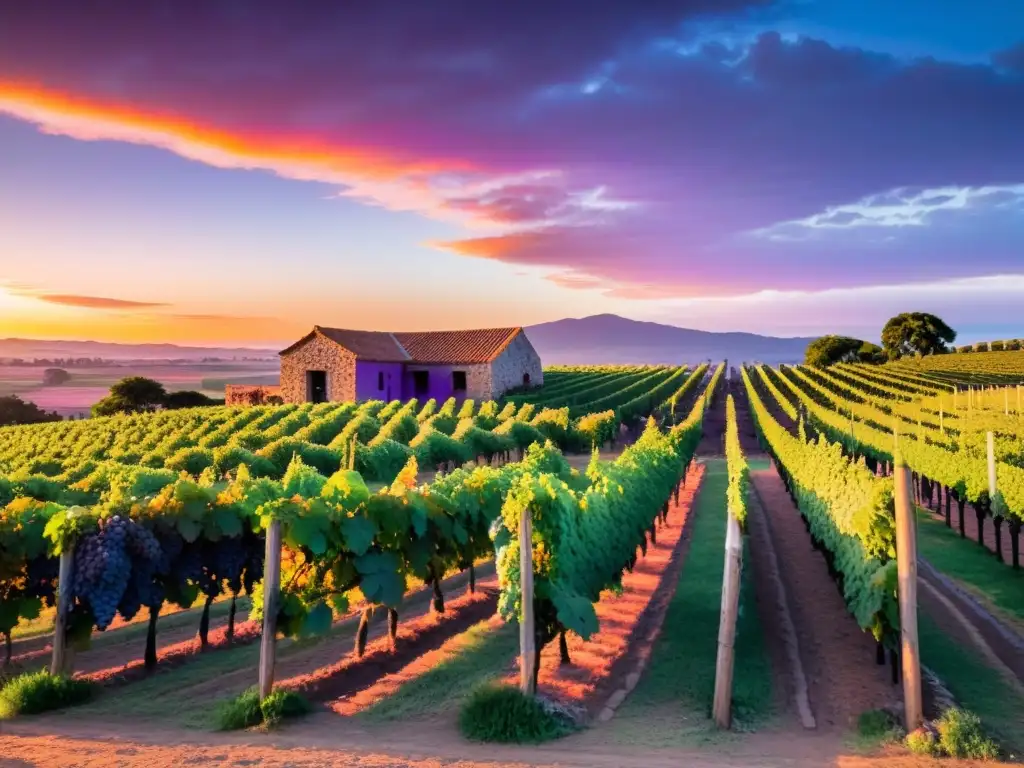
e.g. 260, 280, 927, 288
1, 1, 1022, 346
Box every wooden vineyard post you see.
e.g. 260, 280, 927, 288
1005, 389, 1010, 417
712, 504, 743, 729
893, 461, 923, 731
50, 547, 75, 676
1017, 384, 1021, 415
939, 407, 944, 435
258, 519, 282, 701
519, 509, 536, 696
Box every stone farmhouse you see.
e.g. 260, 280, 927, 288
227, 325, 543, 406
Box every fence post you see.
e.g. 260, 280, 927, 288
258, 519, 282, 701
987, 431, 999, 525
519, 509, 536, 695
50, 547, 75, 676
893, 461, 923, 731
713, 504, 743, 729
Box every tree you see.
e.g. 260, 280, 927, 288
92, 376, 167, 416
164, 390, 218, 409
0, 395, 61, 426
42, 368, 71, 386
804, 336, 884, 367
880, 312, 956, 360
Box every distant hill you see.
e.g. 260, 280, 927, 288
523, 314, 812, 365
0, 315, 813, 367
0, 338, 278, 361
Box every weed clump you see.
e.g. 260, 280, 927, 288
459, 683, 576, 744
215, 687, 311, 731
0, 671, 95, 718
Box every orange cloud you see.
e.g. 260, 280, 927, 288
35, 294, 168, 309
0, 81, 476, 189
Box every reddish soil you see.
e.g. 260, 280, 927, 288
0, 726, 985, 768
749, 468, 900, 730
511, 463, 705, 714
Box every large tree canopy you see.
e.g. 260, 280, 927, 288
881, 312, 957, 360
164, 390, 219, 409
0, 395, 62, 426
92, 376, 168, 416
804, 336, 885, 368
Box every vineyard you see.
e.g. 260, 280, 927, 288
1, 352, 1023, 765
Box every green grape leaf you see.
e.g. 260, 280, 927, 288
340, 515, 376, 556
213, 507, 243, 539
299, 600, 334, 637
550, 585, 599, 640
286, 514, 329, 555
329, 593, 350, 615
176, 516, 202, 543
360, 569, 405, 607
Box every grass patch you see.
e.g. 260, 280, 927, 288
215, 686, 311, 730
609, 459, 773, 747
360, 620, 519, 722
916, 509, 1024, 625
848, 709, 903, 752
0, 671, 95, 718
919, 612, 1023, 753
458, 683, 575, 743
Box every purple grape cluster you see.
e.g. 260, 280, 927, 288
72, 515, 164, 630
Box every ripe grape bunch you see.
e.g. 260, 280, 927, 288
72, 515, 162, 630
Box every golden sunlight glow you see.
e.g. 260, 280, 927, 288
0, 81, 475, 188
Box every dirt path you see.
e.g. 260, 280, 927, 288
748, 468, 900, 731
0, 715, 986, 768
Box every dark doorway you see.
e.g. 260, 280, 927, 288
412, 370, 429, 396
308, 370, 327, 403
453, 371, 467, 392
522, 372, 531, 386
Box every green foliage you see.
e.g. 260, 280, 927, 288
92, 376, 168, 416
724, 395, 750, 528
805, 335, 884, 367
906, 728, 939, 756
164, 390, 217, 409
215, 687, 263, 730
935, 708, 999, 760
259, 688, 312, 727
0, 395, 61, 427
742, 367, 898, 644
164, 446, 216, 476
458, 684, 575, 743
0, 671, 95, 718
881, 312, 956, 360
575, 409, 617, 449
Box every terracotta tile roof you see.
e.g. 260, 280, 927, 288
281, 325, 521, 364
278, 327, 408, 361
395, 328, 521, 364
315, 328, 410, 361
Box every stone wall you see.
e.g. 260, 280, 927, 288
279, 333, 356, 403
225, 384, 283, 406
488, 331, 544, 398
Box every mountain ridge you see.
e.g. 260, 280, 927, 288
0, 314, 813, 365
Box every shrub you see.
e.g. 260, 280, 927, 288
0, 671, 95, 718
989, 340, 1005, 352
974, 342, 990, 353
458, 684, 574, 744
260, 688, 312, 727
906, 727, 939, 756
1006, 339, 1022, 351
216, 687, 312, 730
935, 708, 999, 760
216, 687, 263, 730
957, 345, 973, 354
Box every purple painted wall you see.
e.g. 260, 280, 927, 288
403, 364, 469, 402
354, 361, 405, 401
